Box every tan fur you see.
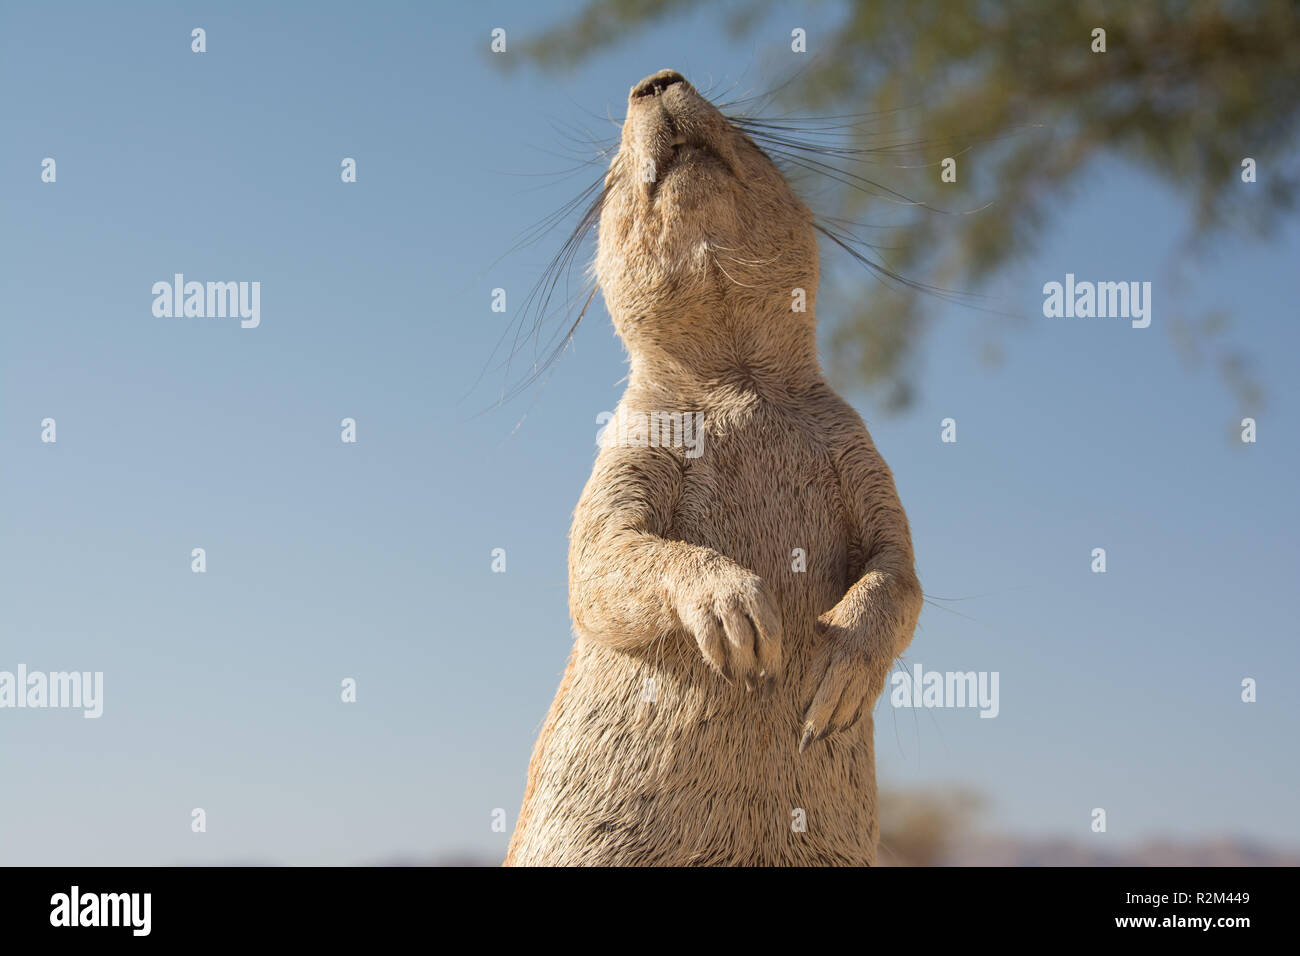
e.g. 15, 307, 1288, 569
506, 72, 921, 866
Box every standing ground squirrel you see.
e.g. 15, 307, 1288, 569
507, 70, 921, 866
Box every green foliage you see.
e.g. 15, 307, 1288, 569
521, 0, 1299, 411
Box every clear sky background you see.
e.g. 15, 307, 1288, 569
2, 1, 1296, 865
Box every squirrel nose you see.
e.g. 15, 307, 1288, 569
631, 69, 687, 100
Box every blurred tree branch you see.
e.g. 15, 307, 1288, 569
519, 0, 1299, 412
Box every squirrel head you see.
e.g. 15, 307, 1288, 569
595, 71, 821, 388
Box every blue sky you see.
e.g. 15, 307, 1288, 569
2, 1, 1296, 865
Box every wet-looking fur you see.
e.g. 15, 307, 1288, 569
506, 71, 922, 866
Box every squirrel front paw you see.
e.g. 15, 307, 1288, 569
799, 609, 892, 752
674, 565, 783, 693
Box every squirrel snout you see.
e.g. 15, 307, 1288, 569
631, 69, 687, 100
